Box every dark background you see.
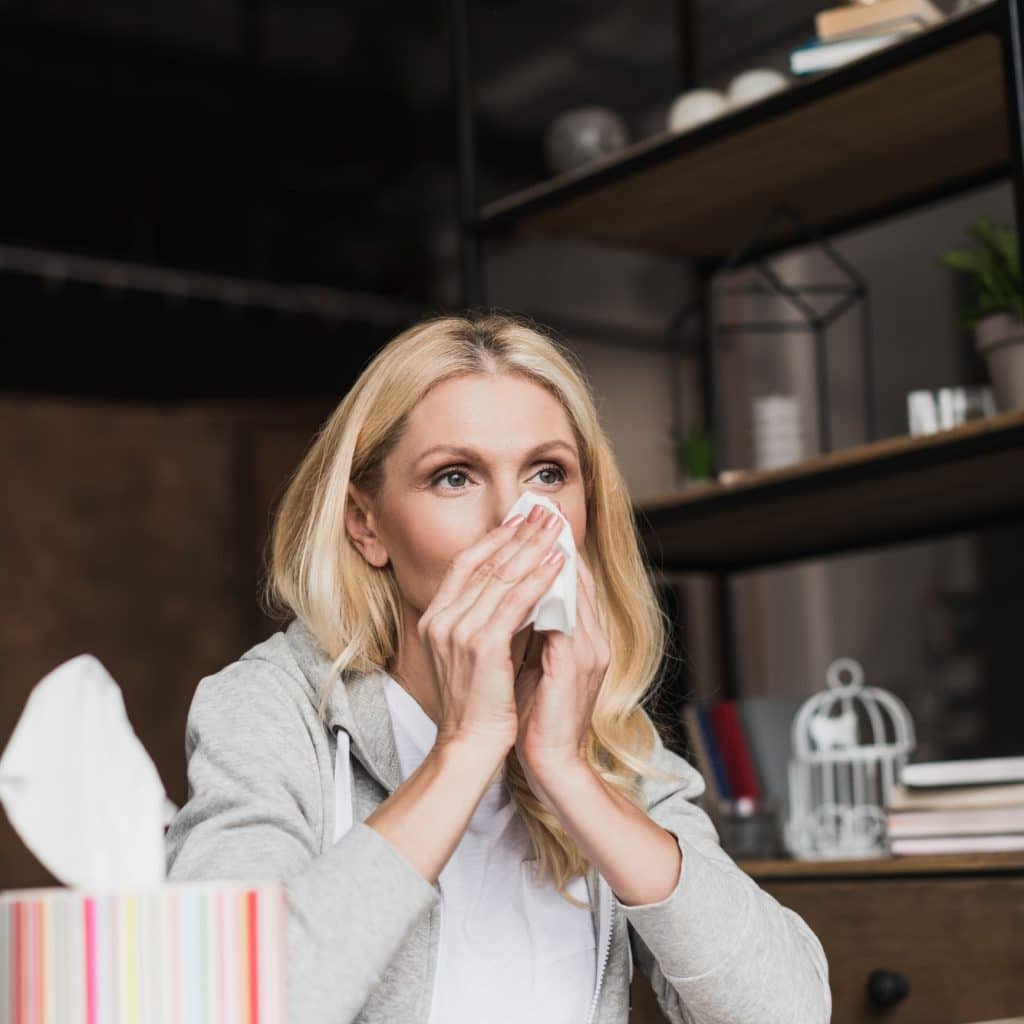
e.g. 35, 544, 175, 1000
0, 0, 831, 397
3, 0, 1020, 899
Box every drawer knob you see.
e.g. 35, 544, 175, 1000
866, 968, 910, 1007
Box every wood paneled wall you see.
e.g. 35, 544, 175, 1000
0, 393, 336, 887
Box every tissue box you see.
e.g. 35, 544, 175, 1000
0, 881, 285, 1023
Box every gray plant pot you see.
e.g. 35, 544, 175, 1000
973, 312, 1024, 412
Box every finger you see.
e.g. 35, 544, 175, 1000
573, 573, 597, 655
575, 559, 597, 625
541, 630, 576, 685
424, 512, 531, 619
577, 553, 599, 608
574, 558, 610, 678
452, 509, 557, 619
513, 624, 540, 681
449, 511, 563, 635
514, 630, 545, 715
571, 592, 598, 688
576, 555, 608, 635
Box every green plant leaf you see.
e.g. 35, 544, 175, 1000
939, 249, 985, 274
941, 217, 1023, 320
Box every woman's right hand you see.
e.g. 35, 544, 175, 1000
417, 505, 566, 755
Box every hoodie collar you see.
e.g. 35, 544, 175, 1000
284, 616, 404, 794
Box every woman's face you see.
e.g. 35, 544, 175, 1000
349, 372, 587, 618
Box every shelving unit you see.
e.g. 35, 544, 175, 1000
634, 408, 1024, 571
446, 0, 1024, 701
738, 848, 1024, 880
477, 6, 1018, 263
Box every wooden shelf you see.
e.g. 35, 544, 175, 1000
632, 409, 1024, 572
480, 4, 1009, 262
737, 849, 1024, 881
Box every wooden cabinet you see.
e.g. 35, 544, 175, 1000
629, 851, 1024, 1023
743, 852, 1024, 1024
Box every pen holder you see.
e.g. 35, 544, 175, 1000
716, 796, 782, 859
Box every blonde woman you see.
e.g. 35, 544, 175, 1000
165, 311, 831, 1024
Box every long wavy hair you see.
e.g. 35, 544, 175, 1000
260, 309, 685, 908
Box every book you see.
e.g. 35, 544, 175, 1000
708, 700, 763, 801
890, 833, 1024, 855
823, 14, 937, 41
682, 703, 730, 838
697, 702, 734, 801
790, 32, 911, 75
820, 15, 932, 41
887, 805, 1024, 837
887, 781, 1024, 811
815, 0, 944, 40
900, 756, 1024, 789
737, 695, 806, 825
682, 702, 724, 805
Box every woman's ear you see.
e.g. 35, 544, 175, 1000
345, 484, 390, 568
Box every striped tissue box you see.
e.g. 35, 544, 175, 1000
0, 882, 285, 1024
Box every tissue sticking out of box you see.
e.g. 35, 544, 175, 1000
0, 653, 177, 888
502, 490, 577, 636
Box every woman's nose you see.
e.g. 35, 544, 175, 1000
496, 488, 556, 527
495, 489, 526, 526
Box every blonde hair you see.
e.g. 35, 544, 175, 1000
261, 309, 685, 908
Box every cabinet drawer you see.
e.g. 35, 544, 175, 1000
761, 875, 1024, 1024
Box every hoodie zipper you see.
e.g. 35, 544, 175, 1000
336, 726, 618, 1023
583, 876, 614, 1024
427, 884, 444, 1024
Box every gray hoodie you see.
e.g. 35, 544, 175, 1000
165, 617, 832, 1024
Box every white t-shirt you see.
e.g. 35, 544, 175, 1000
381, 672, 597, 1023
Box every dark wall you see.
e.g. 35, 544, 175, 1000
0, 393, 335, 887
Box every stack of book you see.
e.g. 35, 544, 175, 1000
790, 0, 946, 75
682, 695, 806, 849
887, 755, 1024, 855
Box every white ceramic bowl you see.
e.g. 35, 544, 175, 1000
727, 68, 789, 108
667, 89, 730, 132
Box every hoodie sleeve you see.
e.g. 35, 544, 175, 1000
614, 716, 832, 1024
164, 662, 440, 1024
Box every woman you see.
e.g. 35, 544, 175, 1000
165, 310, 831, 1024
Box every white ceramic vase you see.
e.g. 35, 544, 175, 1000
973, 311, 1024, 412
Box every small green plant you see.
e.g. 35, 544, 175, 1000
669, 425, 714, 481
937, 216, 1024, 330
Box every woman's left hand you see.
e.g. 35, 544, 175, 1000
513, 553, 610, 803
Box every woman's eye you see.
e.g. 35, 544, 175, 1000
430, 462, 566, 491
533, 463, 566, 485
433, 469, 471, 489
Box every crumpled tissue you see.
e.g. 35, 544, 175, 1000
502, 490, 577, 636
0, 653, 178, 888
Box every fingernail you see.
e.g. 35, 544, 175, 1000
506, 514, 525, 527
542, 548, 565, 565
544, 510, 560, 530
528, 505, 544, 523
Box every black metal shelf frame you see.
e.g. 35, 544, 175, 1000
444, 0, 1024, 699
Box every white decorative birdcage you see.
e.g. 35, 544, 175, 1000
784, 657, 916, 860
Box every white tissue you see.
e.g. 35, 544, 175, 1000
0, 653, 177, 889
502, 490, 577, 635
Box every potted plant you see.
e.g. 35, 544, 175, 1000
937, 215, 1024, 411
669, 424, 715, 486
